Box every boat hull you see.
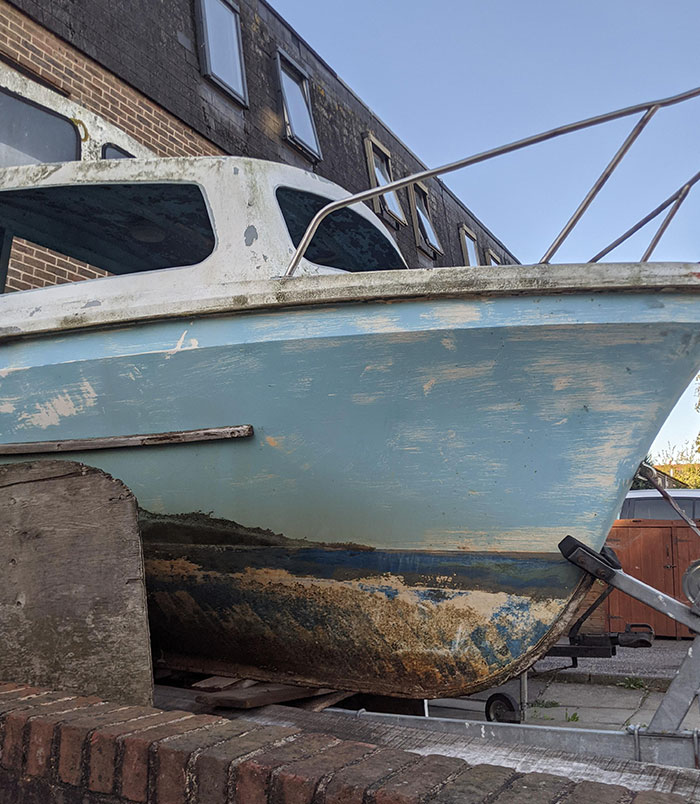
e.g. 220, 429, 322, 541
2, 289, 700, 695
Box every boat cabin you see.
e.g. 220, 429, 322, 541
0, 156, 405, 294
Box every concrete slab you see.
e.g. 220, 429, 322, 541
543, 682, 645, 709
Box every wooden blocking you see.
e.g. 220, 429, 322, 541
195, 682, 337, 710
0, 460, 153, 706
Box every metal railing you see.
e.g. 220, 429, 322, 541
284, 85, 700, 277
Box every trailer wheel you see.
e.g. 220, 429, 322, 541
485, 692, 520, 723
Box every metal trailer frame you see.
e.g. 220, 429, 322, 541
339, 536, 700, 768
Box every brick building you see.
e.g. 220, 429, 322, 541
0, 0, 517, 293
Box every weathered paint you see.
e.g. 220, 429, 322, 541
141, 514, 588, 696
2, 294, 700, 554
2, 289, 700, 693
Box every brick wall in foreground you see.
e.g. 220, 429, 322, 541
0, 682, 685, 803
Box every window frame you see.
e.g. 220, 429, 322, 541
0, 86, 81, 166
409, 181, 443, 256
276, 50, 322, 162
363, 133, 406, 226
485, 248, 502, 266
195, 0, 249, 107
101, 143, 134, 160
459, 224, 480, 266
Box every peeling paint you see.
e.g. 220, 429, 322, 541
17, 380, 97, 429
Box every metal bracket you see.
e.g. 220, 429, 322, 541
560, 535, 700, 732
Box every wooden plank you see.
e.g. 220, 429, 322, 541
0, 459, 153, 705
0, 424, 254, 455
191, 676, 254, 692
154, 685, 223, 715
295, 691, 354, 712
196, 683, 336, 710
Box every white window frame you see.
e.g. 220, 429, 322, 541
459, 224, 480, 266
363, 133, 406, 225
277, 51, 322, 161
409, 181, 442, 256
196, 0, 249, 106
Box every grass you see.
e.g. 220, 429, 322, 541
617, 676, 647, 690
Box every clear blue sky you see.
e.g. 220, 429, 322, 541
272, 0, 700, 456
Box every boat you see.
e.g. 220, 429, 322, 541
2, 89, 700, 698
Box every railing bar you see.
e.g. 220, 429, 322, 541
589, 169, 700, 262
641, 185, 691, 262
284, 85, 700, 277
540, 107, 658, 264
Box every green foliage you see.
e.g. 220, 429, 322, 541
565, 710, 579, 722
617, 676, 646, 690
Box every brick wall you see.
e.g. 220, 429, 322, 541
0, 681, 682, 803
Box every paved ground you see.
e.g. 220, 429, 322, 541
533, 638, 691, 687
429, 638, 699, 730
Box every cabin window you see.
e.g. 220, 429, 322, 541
277, 52, 321, 160
196, 0, 248, 105
459, 224, 480, 266
276, 187, 404, 272
363, 134, 405, 224
485, 248, 501, 265
409, 182, 442, 255
0, 183, 216, 275
102, 143, 134, 159
0, 87, 80, 168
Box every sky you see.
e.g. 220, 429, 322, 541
272, 0, 700, 458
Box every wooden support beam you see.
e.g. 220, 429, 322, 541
0, 424, 254, 455
0, 460, 153, 705
195, 683, 337, 710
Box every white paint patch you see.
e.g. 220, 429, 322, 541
165, 329, 189, 358
18, 380, 98, 429
420, 361, 496, 396
352, 393, 382, 405
361, 359, 394, 375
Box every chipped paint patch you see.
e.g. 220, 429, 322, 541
0, 402, 16, 414
352, 393, 382, 405
420, 361, 496, 396
145, 541, 585, 697
17, 380, 97, 429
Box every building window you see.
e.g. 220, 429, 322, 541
409, 182, 442, 255
459, 224, 479, 266
196, 0, 248, 105
485, 248, 502, 265
0, 87, 80, 168
363, 134, 406, 224
102, 143, 134, 160
277, 52, 321, 160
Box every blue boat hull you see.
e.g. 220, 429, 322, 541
2, 291, 700, 694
